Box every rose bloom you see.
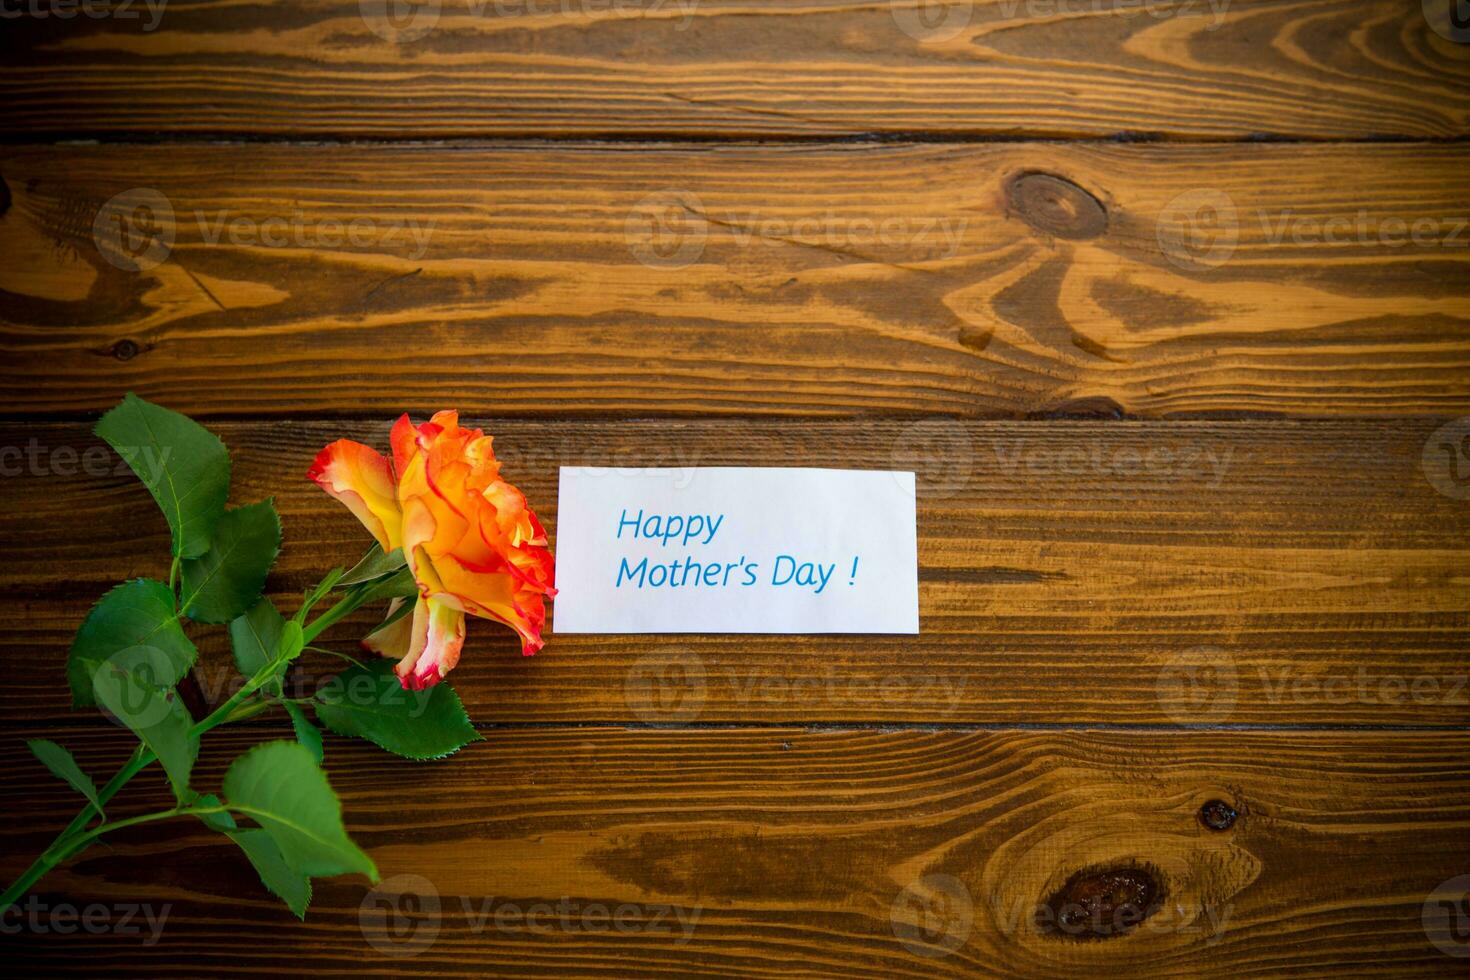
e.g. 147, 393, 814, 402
308, 412, 555, 689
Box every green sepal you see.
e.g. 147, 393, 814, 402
297, 567, 345, 624
371, 596, 415, 633
353, 567, 418, 605
338, 544, 406, 587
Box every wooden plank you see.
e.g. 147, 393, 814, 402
2, 725, 1467, 976
2, 0, 1467, 140
2, 141, 1469, 419
3, 418, 1466, 725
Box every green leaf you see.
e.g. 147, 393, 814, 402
314, 659, 480, 761
227, 828, 312, 919
95, 393, 230, 560
181, 500, 282, 624
230, 601, 301, 701
190, 794, 312, 918
92, 658, 199, 803
221, 741, 377, 881
338, 544, 406, 587
276, 620, 305, 663
284, 701, 324, 763
28, 739, 105, 819
192, 793, 237, 832
68, 579, 197, 708
230, 598, 286, 689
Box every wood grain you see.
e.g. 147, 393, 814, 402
3, 1, 1466, 975
2, 418, 1465, 725
2, 0, 1468, 140
2, 142, 1470, 419
2, 725, 1467, 977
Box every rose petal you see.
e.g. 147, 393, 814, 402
307, 439, 402, 551
434, 553, 550, 656
389, 413, 417, 482
362, 597, 413, 659
394, 595, 466, 690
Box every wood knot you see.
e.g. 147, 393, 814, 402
1198, 799, 1238, 831
1029, 395, 1126, 420
1005, 172, 1107, 240
111, 339, 141, 361
957, 324, 993, 352
1038, 865, 1164, 940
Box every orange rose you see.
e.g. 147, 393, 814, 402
308, 411, 555, 689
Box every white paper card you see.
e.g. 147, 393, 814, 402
553, 467, 918, 634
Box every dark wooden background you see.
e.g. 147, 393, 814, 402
2, 1, 1469, 975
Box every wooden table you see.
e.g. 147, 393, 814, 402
3, 1, 1469, 975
